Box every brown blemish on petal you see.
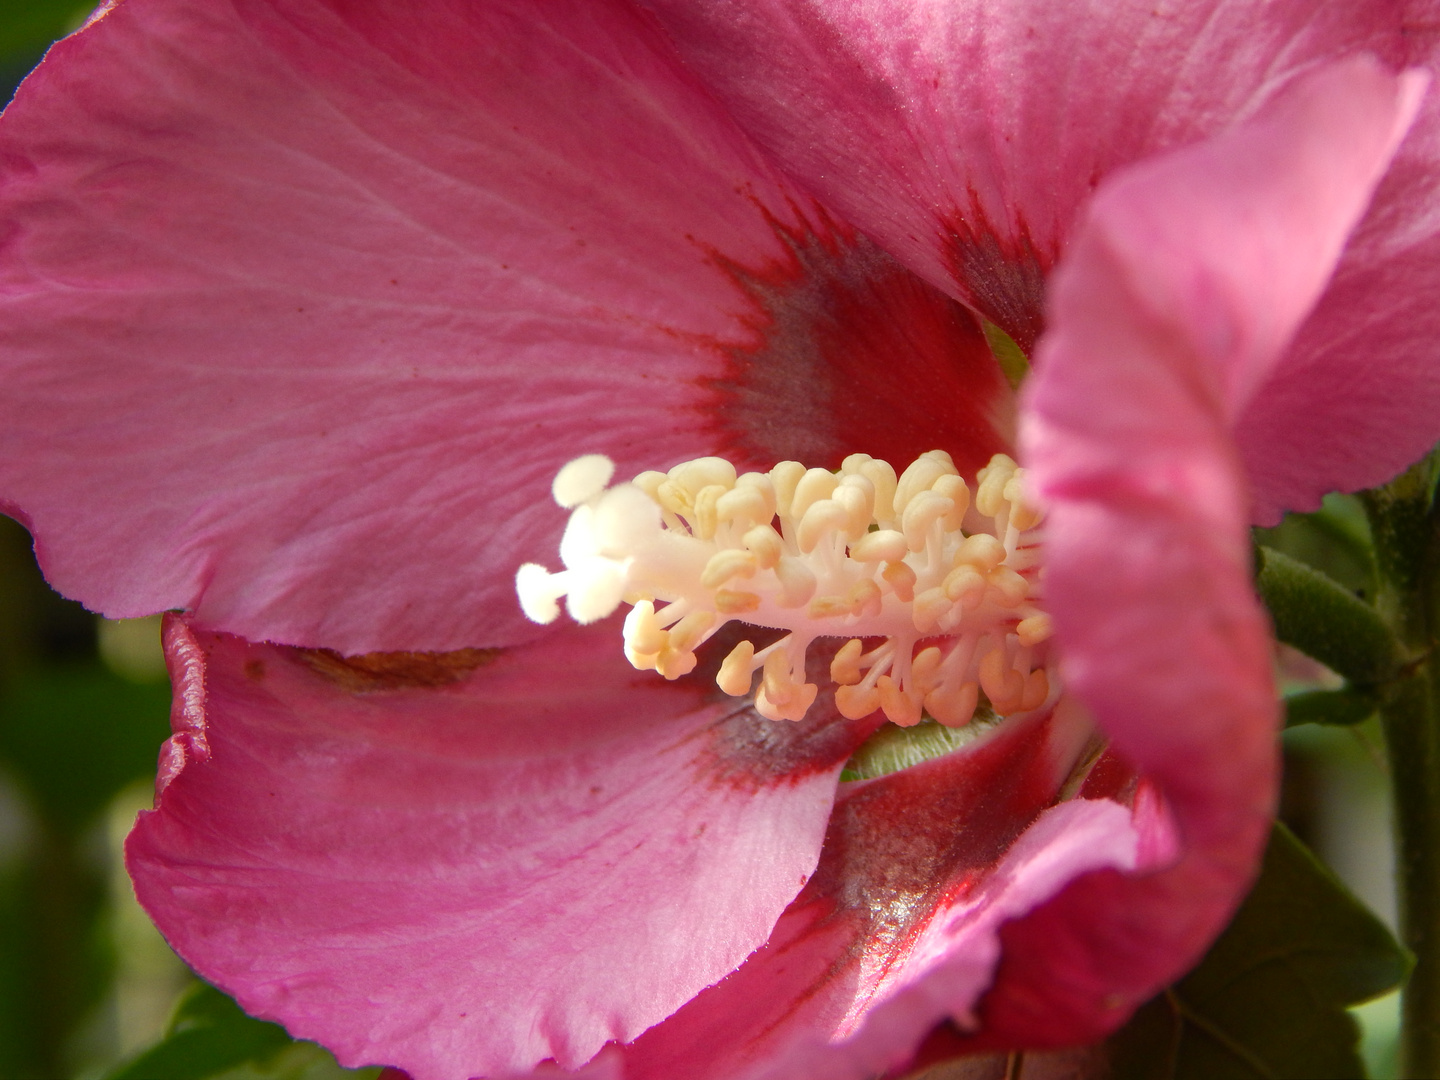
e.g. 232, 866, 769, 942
297, 646, 500, 692
941, 197, 1054, 356
704, 203, 1014, 476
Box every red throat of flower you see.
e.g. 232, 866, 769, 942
517, 448, 1054, 731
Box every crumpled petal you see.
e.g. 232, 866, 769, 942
0, 0, 816, 653
1008, 58, 1417, 1045
127, 617, 874, 1080
639, 0, 1424, 350
612, 706, 1126, 1080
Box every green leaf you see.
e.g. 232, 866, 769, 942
1284, 687, 1380, 729
0, 665, 171, 832
1107, 823, 1410, 1079
1254, 494, 1376, 598
1255, 545, 1400, 688
104, 984, 382, 1080
0, 0, 92, 65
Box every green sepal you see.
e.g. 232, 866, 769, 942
1107, 823, 1410, 1080
103, 983, 380, 1080
1284, 686, 1380, 729
1255, 545, 1400, 688
981, 319, 1030, 391
840, 710, 999, 781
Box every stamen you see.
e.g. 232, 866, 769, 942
516, 449, 1055, 726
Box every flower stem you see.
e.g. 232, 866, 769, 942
1381, 667, 1440, 1076
1363, 450, 1440, 1078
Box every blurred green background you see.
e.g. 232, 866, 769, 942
0, 3, 1408, 1077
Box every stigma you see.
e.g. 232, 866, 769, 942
516, 450, 1054, 727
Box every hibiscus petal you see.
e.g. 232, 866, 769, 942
1004, 59, 1408, 1046
640, 0, 1422, 350
1240, 77, 1440, 519
127, 617, 871, 1080
0, 0, 824, 653
614, 707, 1128, 1080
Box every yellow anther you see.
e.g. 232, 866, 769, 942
1011, 503, 1043, 532
925, 681, 979, 727
848, 578, 883, 618
835, 683, 881, 720
656, 479, 693, 517
716, 483, 774, 527
552, 454, 615, 508
761, 649, 797, 704
849, 529, 908, 563
1002, 471, 1026, 506
700, 548, 759, 588
954, 532, 1006, 572
769, 461, 806, 516
902, 490, 955, 551
529, 448, 1057, 729
632, 470, 667, 500
834, 476, 875, 538
1017, 613, 1054, 647
692, 484, 726, 539
979, 647, 1025, 714
830, 639, 865, 685
856, 458, 898, 525
911, 646, 944, 693
987, 566, 1029, 608
808, 594, 853, 620
975, 454, 1017, 517
911, 587, 950, 633
668, 610, 715, 654
931, 473, 971, 528
893, 453, 957, 518
656, 646, 698, 680
877, 675, 922, 727
757, 680, 819, 722
742, 524, 785, 569
623, 600, 668, 656
791, 468, 839, 521
797, 498, 851, 553
669, 456, 736, 495
942, 563, 986, 606
774, 556, 817, 608
1021, 668, 1050, 711
717, 639, 757, 696
882, 560, 917, 602
715, 589, 762, 614
759, 649, 819, 720
626, 646, 660, 671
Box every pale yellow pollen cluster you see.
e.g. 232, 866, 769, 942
516, 449, 1055, 727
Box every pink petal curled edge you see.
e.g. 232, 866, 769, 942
127, 617, 874, 1080
0, 0, 812, 654
612, 703, 1154, 1080
1008, 59, 1422, 1045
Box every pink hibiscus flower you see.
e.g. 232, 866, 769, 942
1, 2, 1437, 1079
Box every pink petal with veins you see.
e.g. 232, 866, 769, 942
0, 0, 812, 653
128, 618, 874, 1080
